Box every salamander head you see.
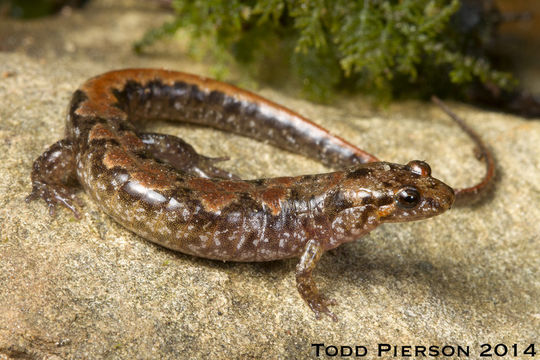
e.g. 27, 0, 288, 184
341, 160, 455, 223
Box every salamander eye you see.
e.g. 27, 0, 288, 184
396, 187, 421, 209
406, 160, 431, 177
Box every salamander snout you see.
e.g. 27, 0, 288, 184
377, 160, 455, 223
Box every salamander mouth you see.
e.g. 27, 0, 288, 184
378, 190, 455, 223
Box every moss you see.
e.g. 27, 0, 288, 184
135, 0, 516, 101
1, 0, 87, 18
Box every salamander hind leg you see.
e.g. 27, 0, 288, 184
26, 139, 82, 218
296, 239, 338, 321
140, 132, 239, 180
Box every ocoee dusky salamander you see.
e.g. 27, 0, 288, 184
27, 69, 494, 321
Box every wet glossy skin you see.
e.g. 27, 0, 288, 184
27, 69, 490, 321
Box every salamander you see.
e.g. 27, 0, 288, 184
27, 69, 494, 321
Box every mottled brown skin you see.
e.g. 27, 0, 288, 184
27, 69, 490, 321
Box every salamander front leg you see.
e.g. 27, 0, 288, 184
140, 132, 239, 180
296, 239, 338, 321
26, 139, 82, 218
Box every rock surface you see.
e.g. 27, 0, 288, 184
0, 1, 538, 359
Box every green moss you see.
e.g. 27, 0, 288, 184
1, 0, 86, 19
135, 0, 516, 101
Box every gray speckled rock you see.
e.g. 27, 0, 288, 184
1, 2, 538, 359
